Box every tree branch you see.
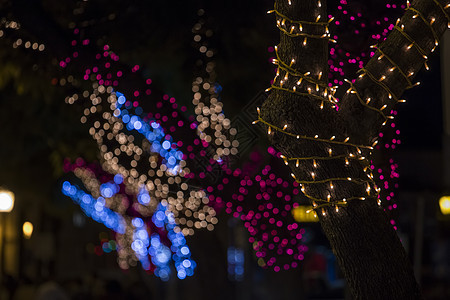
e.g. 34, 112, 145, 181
340, 0, 450, 143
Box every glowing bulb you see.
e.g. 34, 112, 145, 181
23, 221, 33, 239
0, 190, 14, 212
439, 196, 450, 215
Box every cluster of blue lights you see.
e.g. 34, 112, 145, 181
114, 92, 183, 174
62, 180, 195, 280
131, 217, 151, 271
62, 181, 126, 234
152, 203, 196, 280
148, 233, 172, 280
227, 247, 245, 281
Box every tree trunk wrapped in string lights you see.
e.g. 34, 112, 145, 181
258, 0, 449, 298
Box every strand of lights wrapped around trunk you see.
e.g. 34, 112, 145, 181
254, 108, 381, 214
326, 0, 405, 224
259, 0, 449, 217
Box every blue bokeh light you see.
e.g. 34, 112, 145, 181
114, 91, 184, 174
131, 217, 151, 271
62, 181, 126, 234
150, 203, 196, 280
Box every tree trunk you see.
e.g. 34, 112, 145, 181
260, 0, 449, 298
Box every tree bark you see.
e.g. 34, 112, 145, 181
260, 0, 449, 298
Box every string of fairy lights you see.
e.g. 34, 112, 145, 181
328, 0, 407, 229
268, 2, 336, 45
191, 10, 239, 161
257, 0, 449, 216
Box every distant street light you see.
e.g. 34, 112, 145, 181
0, 190, 14, 212
0, 188, 14, 292
439, 196, 450, 215
22, 222, 33, 239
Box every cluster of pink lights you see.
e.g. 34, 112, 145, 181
226, 147, 308, 270
329, 0, 404, 224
